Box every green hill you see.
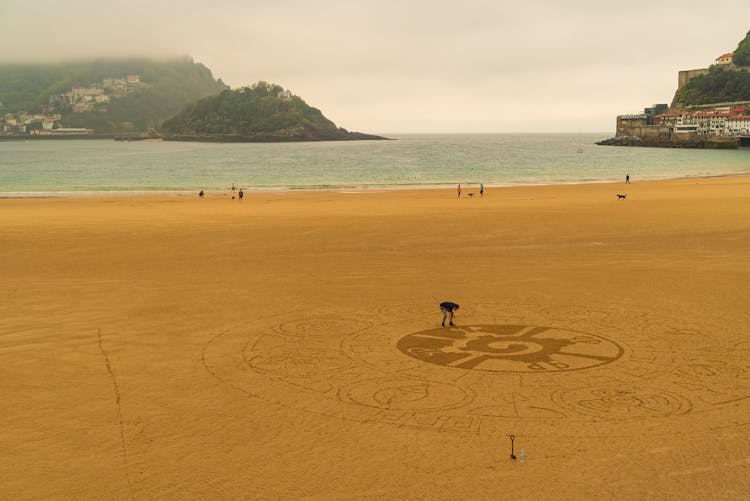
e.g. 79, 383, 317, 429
0, 57, 228, 133
732, 30, 750, 66
673, 31, 750, 106
673, 66, 750, 106
160, 82, 386, 142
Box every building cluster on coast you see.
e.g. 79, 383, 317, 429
610, 52, 750, 147
0, 74, 142, 136
618, 102, 750, 137
656, 105, 750, 135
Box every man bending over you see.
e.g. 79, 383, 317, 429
440, 301, 460, 327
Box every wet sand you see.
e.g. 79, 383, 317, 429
1, 176, 750, 499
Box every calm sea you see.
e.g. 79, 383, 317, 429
0, 134, 747, 196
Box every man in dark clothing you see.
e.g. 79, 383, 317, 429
440, 301, 459, 327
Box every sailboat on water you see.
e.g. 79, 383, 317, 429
577, 130, 583, 153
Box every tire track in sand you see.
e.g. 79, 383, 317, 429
97, 329, 134, 500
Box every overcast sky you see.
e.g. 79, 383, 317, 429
1, 0, 749, 133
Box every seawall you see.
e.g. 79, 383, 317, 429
597, 135, 739, 149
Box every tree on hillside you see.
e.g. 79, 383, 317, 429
733, 30, 750, 67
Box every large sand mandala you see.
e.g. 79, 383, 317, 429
396, 324, 623, 372
202, 303, 750, 438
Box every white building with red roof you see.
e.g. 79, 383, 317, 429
716, 53, 734, 65
727, 115, 750, 135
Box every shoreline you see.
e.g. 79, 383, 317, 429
0, 133, 390, 143
2, 171, 749, 199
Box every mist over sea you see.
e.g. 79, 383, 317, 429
1, 134, 748, 195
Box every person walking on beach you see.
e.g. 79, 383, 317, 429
480, 183, 484, 197
457, 184, 462, 199
439, 301, 460, 327
238, 189, 244, 201
199, 190, 204, 199
626, 174, 630, 184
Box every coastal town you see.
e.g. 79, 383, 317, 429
617, 101, 750, 137
0, 74, 142, 136
611, 52, 750, 147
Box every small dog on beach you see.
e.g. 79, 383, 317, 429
617, 194, 627, 200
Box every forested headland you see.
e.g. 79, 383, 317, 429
160, 82, 386, 142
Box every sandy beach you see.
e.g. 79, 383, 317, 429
2, 176, 750, 499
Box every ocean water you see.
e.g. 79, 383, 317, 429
0, 133, 747, 195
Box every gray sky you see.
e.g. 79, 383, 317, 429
1, 0, 749, 133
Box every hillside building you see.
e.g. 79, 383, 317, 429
72, 87, 104, 102
716, 53, 734, 65
3, 120, 26, 134
73, 102, 94, 113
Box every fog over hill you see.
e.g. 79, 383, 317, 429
0, 58, 228, 133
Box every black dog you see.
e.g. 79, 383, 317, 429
617, 194, 627, 200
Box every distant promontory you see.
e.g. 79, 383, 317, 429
0, 60, 386, 142
599, 29, 750, 149
160, 82, 387, 142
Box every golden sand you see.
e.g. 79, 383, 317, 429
2, 176, 750, 499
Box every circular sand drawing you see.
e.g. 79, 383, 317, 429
203, 304, 750, 438
397, 325, 623, 372
246, 347, 356, 377
273, 318, 370, 338
341, 378, 471, 411
556, 387, 692, 419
